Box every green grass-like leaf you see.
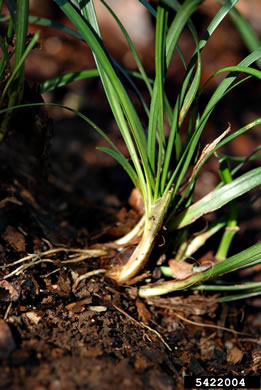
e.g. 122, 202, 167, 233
169, 166, 261, 230
12, 0, 261, 294
139, 241, 261, 297
40, 69, 99, 93
225, 2, 261, 68
54, 0, 155, 214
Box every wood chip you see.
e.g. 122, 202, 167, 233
24, 311, 42, 325
0, 280, 20, 302
65, 297, 92, 313
89, 306, 107, 313
136, 300, 151, 324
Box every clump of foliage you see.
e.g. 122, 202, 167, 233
2, 0, 261, 301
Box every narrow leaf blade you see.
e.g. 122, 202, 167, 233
169, 167, 261, 230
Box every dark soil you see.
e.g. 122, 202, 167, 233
1, 2, 261, 389
0, 108, 261, 388
0, 223, 261, 390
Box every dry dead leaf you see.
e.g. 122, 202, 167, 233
168, 259, 193, 280
187, 124, 231, 186
146, 295, 218, 316
226, 346, 243, 364
3, 225, 26, 252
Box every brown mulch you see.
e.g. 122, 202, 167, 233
1, 258, 261, 390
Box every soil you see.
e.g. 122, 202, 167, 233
0, 100, 260, 390
0, 174, 261, 390
1, 1, 261, 389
